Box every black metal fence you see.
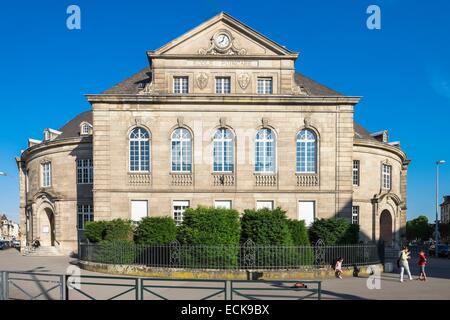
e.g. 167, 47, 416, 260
79, 239, 380, 270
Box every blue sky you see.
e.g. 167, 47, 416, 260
0, 0, 449, 223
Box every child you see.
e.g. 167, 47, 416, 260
418, 250, 427, 281
335, 257, 343, 279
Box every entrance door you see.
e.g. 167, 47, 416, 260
379, 210, 393, 245
40, 208, 55, 246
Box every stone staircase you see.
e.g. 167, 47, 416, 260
23, 246, 64, 257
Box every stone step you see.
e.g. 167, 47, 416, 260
23, 246, 64, 257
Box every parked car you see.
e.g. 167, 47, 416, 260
0, 241, 7, 250
429, 244, 449, 257
12, 240, 21, 248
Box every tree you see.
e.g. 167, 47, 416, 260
406, 215, 432, 242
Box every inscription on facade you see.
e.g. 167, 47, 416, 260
189, 60, 258, 68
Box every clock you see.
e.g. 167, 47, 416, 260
215, 33, 230, 49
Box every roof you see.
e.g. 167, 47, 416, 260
354, 122, 376, 141
56, 109, 374, 142
102, 67, 343, 96
56, 110, 92, 140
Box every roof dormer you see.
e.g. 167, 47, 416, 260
80, 121, 93, 136
28, 138, 42, 147
43, 128, 62, 142
371, 130, 388, 143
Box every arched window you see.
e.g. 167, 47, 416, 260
255, 128, 276, 173
296, 129, 317, 173
129, 127, 150, 172
171, 128, 192, 172
213, 128, 234, 172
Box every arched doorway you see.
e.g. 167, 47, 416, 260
39, 207, 55, 246
380, 210, 393, 245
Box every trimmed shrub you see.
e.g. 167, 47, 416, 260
96, 240, 136, 264
135, 217, 177, 245
83, 219, 133, 243
288, 220, 310, 246
177, 206, 241, 268
240, 207, 293, 245
241, 208, 315, 268
103, 219, 134, 242
308, 218, 359, 245
84, 221, 107, 243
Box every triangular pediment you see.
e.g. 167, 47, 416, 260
152, 12, 297, 57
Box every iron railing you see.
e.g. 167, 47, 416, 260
79, 240, 380, 270
0, 271, 322, 300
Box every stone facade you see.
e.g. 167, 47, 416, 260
16, 13, 409, 255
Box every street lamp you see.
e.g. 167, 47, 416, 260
0, 172, 7, 176
435, 160, 445, 257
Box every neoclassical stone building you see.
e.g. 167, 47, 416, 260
16, 13, 410, 254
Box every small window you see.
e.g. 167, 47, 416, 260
214, 200, 232, 209
25, 169, 29, 193
382, 164, 392, 190
352, 206, 360, 225
173, 201, 190, 226
257, 77, 273, 94
77, 159, 93, 184
353, 160, 360, 186
298, 201, 315, 227
81, 123, 91, 135
215, 77, 231, 94
131, 200, 148, 222
173, 76, 189, 94
77, 204, 93, 230
256, 200, 274, 210
41, 162, 52, 187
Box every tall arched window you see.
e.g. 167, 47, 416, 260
296, 129, 317, 173
213, 128, 234, 172
171, 128, 192, 172
255, 128, 276, 173
129, 127, 150, 172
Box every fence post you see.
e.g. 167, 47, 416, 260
0, 271, 4, 300
225, 280, 232, 300
317, 281, 322, 300
136, 278, 141, 300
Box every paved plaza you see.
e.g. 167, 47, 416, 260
1, 248, 449, 300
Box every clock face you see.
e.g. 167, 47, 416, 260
215, 34, 230, 49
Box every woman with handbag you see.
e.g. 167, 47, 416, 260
398, 246, 413, 282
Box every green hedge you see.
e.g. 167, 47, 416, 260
84, 219, 134, 243
95, 240, 136, 264
177, 206, 241, 268
240, 208, 315, 267
308, 218, 360, 245
135, 217, 177, 245
240, 207, 293, 245
288, 220, 311, 246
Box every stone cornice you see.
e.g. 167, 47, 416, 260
86, 94, 361, 105
20, 137, 92, 162
354, 138, 408, 163
147, 53, 299, 60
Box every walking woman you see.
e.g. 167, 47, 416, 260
398, 246, 413, 282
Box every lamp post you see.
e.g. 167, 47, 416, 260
0, 172, 6, 176
435, 160, 445, 257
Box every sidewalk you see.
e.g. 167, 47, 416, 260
1, 248, 450, 300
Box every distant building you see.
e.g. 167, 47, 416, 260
441, 196, 450, 224
0, 214, 20, 241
